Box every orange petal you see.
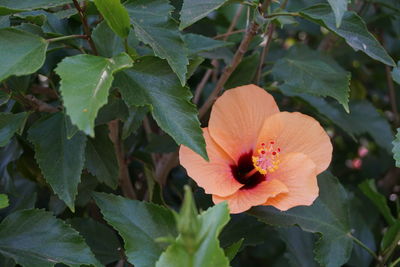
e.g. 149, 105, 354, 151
256, 112, 332, 174
265, 153, 318, 211
179, 128, 243, 197
213, 179, 288, 214
208, 84, 279, 162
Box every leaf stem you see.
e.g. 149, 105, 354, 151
47, 34, 87, 43
72, 0, 98, 55
255, 23, 275, 84
389, 257, 400, 267
265, 12, 300, 18
348, 233, 379, 260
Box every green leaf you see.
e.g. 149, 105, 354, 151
93, 192, 177, 267
183, 33, 232, 55
277, 227, 319, 267
93, 0, 130, 38
0, 194, 9, 209
287, 94, 394, 153
0, 112, 28, 147
392, 61, 400, 85
85, 125, 119, 189
272, 46, 350, 111
224, 238, 243, 261
326, 0, 348, 27
156, 186, 230, 267
0, 0, 72, 15
122, 106, 149, 139
0, 90, 9, 106
300, 4, 395, 66
226, 52, 259, 89
393, 129, 400, 167
249, 172, 353, 267
380, 221, 400, 251
115, 56, 207, 160
359, 179, 396, 225
70, 217, 122, 265
56, 53, 133, 136
0, 28, 48, 82
125, 0, 189, 85
180, 0, 229, 29
0, 209, 100, 267
28, 113, 87, 210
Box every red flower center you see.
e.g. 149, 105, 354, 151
230, 151, 265, 190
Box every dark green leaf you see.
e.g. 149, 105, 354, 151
277, 227, 319, 267
380, 221, 400, 251
28, 113, 87, 210
93, 192, 177, 267
93, 0, 130, 38
180, 0, 229, 29
224, 238, 243, 261
56, 53, 133, 136
156, 186, 230, 267
288, 95, 394, 153
226, 52, 259, 89
85, 125, 119, 189
0, 112, 28, 147
0, 0, 72, 15
0, 209, 100, 267
122, 106, 149, 139
393, 61, 400, 85
14, 11, 47, 26
70, 217, 122, 265
0, 194, 8, 209
95, 97, 129, 126
300, 4, 395, 66
0, 90, 9, 106
326, 0, 348, 27
115, 56, 207, 160
393, 128, 400, 167
359, 179, 395, 225
273, 45, 350, 111
125, 0, 189, 85
0, 28, 48, 82
249, 172, 353, 267
183, 33, 232, 55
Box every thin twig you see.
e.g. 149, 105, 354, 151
109, 120, 137, 199
199, 22, 259, 118
385, 65, 399, 126
24, 95, 60, 113
224, 5, 245, 41
255, 23, 275, 84
47, 34, 87, 43
214, 29, 246, 40
72, 0, 98, 55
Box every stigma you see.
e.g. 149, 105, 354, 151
252, 141, 281, 175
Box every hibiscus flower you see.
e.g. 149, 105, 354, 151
179, 84, 332, 213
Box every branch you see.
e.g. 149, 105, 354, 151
255, 23, 275, 84
24, 94, 60, 113
199, 22, 259, 118
109, 120, 137, 199
72, 0, 98, 55
385, 65, 399, 126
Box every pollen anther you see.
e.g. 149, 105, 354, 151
251, 141, 281, 175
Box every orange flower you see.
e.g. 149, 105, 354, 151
179, 85, 332, 213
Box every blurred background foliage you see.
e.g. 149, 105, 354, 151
0, 0, 399, 266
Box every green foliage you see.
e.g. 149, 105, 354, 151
94, 192, 177, 267
115, 56, 207, 160
272, 45, 350, 111
0, 28, 47, 82
0, 112, 27, 147
93, 0, 130, 38
180, 0, 229, 29
125, 0, 189, 85
300, 4, 395, 66
56, 53, 133, 136
0, 209, 100, 267
0, 0, 399, 266
28, 113, 87, 210
249, 173, 353, 267
156, 186, 230, 267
